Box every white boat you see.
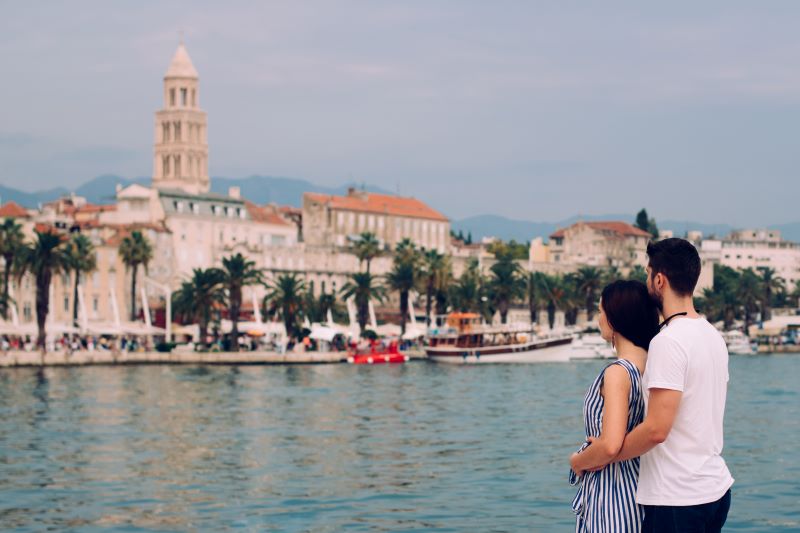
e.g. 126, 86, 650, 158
570, 334, 615, 360
722, 330, 756, 355
425, 313, 573, 364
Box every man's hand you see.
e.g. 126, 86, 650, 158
570, 452, 584, 477
582, 437, 606, 471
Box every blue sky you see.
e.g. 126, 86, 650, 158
1, 1, 798, 224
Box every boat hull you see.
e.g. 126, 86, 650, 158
426, 337, 573, 364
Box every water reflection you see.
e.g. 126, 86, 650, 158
0, 358, 797, 530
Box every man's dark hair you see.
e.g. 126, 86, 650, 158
646, 238, 701, 296
601, 280, 660, 350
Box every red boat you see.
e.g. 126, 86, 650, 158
347, 340, 409, 365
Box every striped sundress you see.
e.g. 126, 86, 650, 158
569, 358, 645, 532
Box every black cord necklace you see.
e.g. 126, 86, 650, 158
659, 311, 688, 329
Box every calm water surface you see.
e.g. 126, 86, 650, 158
0, 356, 797, 532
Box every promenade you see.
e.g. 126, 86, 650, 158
0, 349, 429, 367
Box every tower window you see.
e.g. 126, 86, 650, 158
181, 88, 187, 106
162, 122, 170, 142
191, 89, 196, 107
162, 155, 170, 177
174, 121, 181, 141
174, 155, 181, 177
170, 88, 176, 107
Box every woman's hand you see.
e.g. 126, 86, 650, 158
584, 436, 607, 472
570, 452, 584, 477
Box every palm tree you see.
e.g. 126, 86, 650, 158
352, 231, 381, 273
264, 273, 307, 340
421, 250, 448, 325
700, 287, 737, 330
118, 230, 153, 321
572, 266, 603, 320
172, 268, 225, 350
0, 218, 25, 319
523, 271, 551, 324
736, 268, 761, 332
340, 272, 386, 333
791, 280, 800, 309
385, 243, 420, 335
64, 234, 96, 328
18, 230, 67, 351
488, 253, 524, 324
450, 258, 485, 314
628, 265, 648, 284
757, 267, 785, 321
220, 253, 263, 352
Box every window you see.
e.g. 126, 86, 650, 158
174, 155, 181, 176
170, 88, 176, 106
191, 89, 196, 107
64, 296, 69, 312
174, 121, 181, 141
162, 156, 170, 177
212, 205, 219, 216
173, 200, 183, 213
93, 297, 98, 312
23, 303, 31, 321
162, 122, 170, 142
181, 88, 187, 106
271, 235, 286, 246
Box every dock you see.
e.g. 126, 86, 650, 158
0, 348, 429, 367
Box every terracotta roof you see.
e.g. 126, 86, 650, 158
103, 223, 171, 247
76, 204, 116, 214
244, 201, 291, 226
0, 201, 30, 218
304, 191, 448, 222
550, 221, 651, 239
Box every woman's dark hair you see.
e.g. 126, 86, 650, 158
601, 280, 660, 350
646, 238, 701, 296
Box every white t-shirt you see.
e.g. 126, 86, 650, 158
637, 317, 734, 506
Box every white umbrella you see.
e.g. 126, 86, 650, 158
309, 325, 338, 342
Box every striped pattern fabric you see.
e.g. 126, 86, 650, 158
569, 359, 646, 532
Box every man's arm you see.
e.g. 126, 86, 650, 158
613, 388, 682, 462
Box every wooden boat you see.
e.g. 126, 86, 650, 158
425, 313, 573, 364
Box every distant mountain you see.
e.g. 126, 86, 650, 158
74, 174, 150, 204
453, 214, 799, 243
3, 175, 799, 243
0, 174, 392, 209
0, 183, 69, 208
209, 175, 393, 206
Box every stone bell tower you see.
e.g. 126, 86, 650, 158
152, 41, 209, 194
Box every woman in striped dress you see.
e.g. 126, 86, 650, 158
569, 280, 660, 532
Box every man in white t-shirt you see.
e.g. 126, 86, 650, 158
610, 238, 734, 532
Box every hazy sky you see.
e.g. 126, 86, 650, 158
1, 2, 799, 224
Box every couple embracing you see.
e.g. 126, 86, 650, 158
569, 238, 734, 533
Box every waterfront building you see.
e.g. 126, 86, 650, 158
539, 221, 651, 273
302, 188, 450, 253
698, 229, 800, 286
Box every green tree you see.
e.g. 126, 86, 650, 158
172, 268, 226, 351
0, 219, 25, 319
18, 230, 68, 350
385, 242, 420, 335
736, 268, 761, 332
352, 231, 381, 274
488, 251, 524, 324
264, 273, 307, 340
340, 272, 386, 333
421, 250, 448, 325
628, 265, 648, 284
220, 253, 263, 352
634, 208, 659, 240
450, 258, 487, 315
572, 266, 604, 320
64, 234, 96, 328
757, 267, 785, 321
118, 230, 153, 321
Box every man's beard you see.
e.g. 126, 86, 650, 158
649, 287, 664, 311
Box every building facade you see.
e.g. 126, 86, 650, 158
303, 188, 450, 253
543, 221, 651, 272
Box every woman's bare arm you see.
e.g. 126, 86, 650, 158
570, 364, 631, 474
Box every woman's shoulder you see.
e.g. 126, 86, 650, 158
601, 362, 634, 391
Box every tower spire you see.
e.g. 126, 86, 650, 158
152, 42, 208, 195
